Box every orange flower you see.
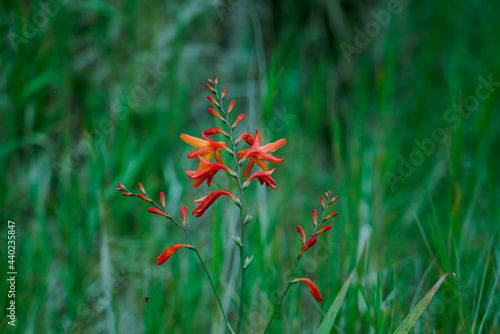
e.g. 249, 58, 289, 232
236, 131, 286, 177
291, 278, 323, 302
181, 130, 229, 169
192, 190, 237, 217
157, 244, 195, 265
185, 155, 235, 188
242, 167, 277, 190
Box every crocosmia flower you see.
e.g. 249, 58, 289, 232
186, 155, 235, 188
237, 131, 286, 176
192, 190, 237, 217
292, 278, 323, 302
181, 130, 229, 169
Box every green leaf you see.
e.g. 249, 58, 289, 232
317, 269, 356, 334
394, 271, 455, 334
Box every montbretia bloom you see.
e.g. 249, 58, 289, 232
242, 167, 277, 190
291, 278, 323, 302
157, 244, 195, 265
181, 130, 229, 169
237, 131, 286, 177
186, 155, 236, 188
192, 190, 237, 217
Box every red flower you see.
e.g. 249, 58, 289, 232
231, 114, 246, 129
185, 155, 235, 188
235, 132, 255, 146
236, 131, 286, 176
192, 190, 237, 217
320, 196, 325, 210
181, 130, 229, 169
242, 167, 277, 190
292, 278, 323, 302
313, 225, 332, 236
312, 209, 318, 227
157, 244, 195, 265
204, 128, 229, 137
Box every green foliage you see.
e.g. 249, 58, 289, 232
1, 0, 499, 333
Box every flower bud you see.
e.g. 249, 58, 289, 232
137, 193, 152, 203
312, 209, 318, 227
243, 214, 254, 225
147, 207, 170, 218
243, 254, 254, 269
221, 88, 228, 100
160, 191, 166, 209
323, 212, 338, 222
297, 237, 317, 259
232, 197, 242, 207
138, 182, 147, 195
232, 235, 242, 247
320, 196, 325, 210
181, 206, 187, 228
227, 100, 235, 115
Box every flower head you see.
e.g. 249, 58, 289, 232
157, 244, 195, 265
192, 190, 237, 217
181, 130, 229, 169
242, 167, 277, 190
186, 155, 235, 188
292, 278, 323, 302
237, 131, 286, 176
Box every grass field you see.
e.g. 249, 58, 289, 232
1, 0, 499, 333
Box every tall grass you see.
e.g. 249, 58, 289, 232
1, 0, 499, 333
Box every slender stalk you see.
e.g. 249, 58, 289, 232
142, 194, 235, 333
212, 86, 248, 333
263, 207, 329, 333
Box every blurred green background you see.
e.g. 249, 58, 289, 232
1, 0, 499, 333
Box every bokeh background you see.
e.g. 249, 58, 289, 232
1, 0, 500, 333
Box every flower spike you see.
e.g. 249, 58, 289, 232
291, 278, 323, 302
297, 225, 306, 245
297, 237, 317, 259
157, 244, 195, 265
313, 225, 332, 237
192, 190, 237, 217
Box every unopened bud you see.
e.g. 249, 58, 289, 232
243, 254, 254, 269
232, 235, 242, 247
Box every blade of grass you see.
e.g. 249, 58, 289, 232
317, 269, 356, 334
394, 271, 455, 334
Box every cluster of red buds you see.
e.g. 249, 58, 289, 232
115, 78, 339, 333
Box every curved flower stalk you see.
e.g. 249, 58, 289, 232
115, 78, 339, 334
